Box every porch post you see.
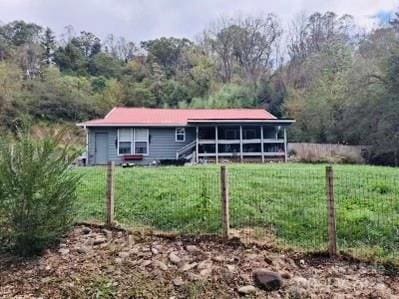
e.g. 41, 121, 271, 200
260, 125, 264, 163
283, 127, 288, 163
239, 125, 243, 163
195, 126, 199, 163
215, 125, 219, 164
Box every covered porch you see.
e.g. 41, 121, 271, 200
177, 121, 292, 163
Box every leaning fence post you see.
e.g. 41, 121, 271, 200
220, 165, 230, 239
106, 161, 115, 227
326, 165, 337, 257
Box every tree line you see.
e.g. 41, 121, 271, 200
0, 11, 399, 164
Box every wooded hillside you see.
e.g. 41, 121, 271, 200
0, 11, 399, 164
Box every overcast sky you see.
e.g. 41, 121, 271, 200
0, 0, 397, 42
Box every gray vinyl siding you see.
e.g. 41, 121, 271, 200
149, 127, 195, 160
88, 127, 118, 165
87, 124, 283, 165
87, 127, 195, 165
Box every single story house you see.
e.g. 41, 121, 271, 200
78, 107, 295, 165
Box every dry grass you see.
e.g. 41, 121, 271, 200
288, 143, 365, 164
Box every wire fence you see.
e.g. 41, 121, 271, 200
75, 166, 107, 223
334, 167, 399, 263
229, 165, 328, 251
74, 163, 399, 265
114, 166, 221, 233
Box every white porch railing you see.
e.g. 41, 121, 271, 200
176, 140, 196, 160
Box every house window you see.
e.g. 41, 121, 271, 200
119, 142, 131, 154
118, 129, 132, 155
118, 128, 149, 155
134, 129, 149, 155
175, 128, 185, 142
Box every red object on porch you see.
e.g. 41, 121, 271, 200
122, 154, 143, 161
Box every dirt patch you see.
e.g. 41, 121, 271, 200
0, 225, 398, 298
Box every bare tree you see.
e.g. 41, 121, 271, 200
60, 25, 75, 46
232, 14, 282, 85
287, 11, 309, 64
104, 34, 137, 61
202, 18, 236, 83
203, 14, 282, 86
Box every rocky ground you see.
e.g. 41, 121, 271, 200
0, 225, 398, 299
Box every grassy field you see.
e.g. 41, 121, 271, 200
75, 163, 399, 263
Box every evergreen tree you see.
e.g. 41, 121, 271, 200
41, 27, 56, 66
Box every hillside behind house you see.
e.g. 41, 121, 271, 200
1, 11, 399, 164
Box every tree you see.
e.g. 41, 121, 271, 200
141, 37, 193, 77
1, 20, 42, 47
203, 20, 236, 83
54, 42, 87, 74
41, 27, 56, 66
204, 15, 282, 86
16, 43, 43, 79
104, 34, 137, 62
0, 62, 23, 129
162, 80, 191, 107
231, 15, 282, 85
75, 31, 101, 57
88, 52, 123, 78
26, 68, 100, 121
256, 76, 287, 117
0, 127, 80, 256
123, 82, 156, 107
389, 11, 399, 31
187, 84, 257, 108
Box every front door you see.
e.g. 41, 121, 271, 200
95, 133, 108, 165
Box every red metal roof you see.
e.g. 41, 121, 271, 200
80, 107, 278, 127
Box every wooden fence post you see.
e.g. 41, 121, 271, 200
106, 161, 115, 227
220, 165, 230, 239
326, 165, 337, 257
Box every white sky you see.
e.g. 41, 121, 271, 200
0, 0, 397, 42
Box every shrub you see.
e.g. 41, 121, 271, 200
0, 128, 81, 256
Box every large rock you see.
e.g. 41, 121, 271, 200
173, 277, 184, 286
154, 260, 168, 271
238, 285, 257, 295
180, 262, 198, 272
81, 226, 92, 235
197, 260, 212, 270
169, 252, 181, 264
199, 268, 212, 277
185, 245, 200, 253
58, 248, 69, 255
252, 269, 283, 291
93, 236, 107, 245
76, 246, 89, 254
102, 228, 113, 240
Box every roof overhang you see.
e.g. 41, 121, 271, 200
77, 119, 295, 128
187, 119, 295, 124
77, 123, 187, 128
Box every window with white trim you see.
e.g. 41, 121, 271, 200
118, 128, 132, 155
175, 128, 185, 142
118, 128, 149, 155
134, 129, 149, 155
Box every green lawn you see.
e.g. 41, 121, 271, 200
75, 163, 399, 263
